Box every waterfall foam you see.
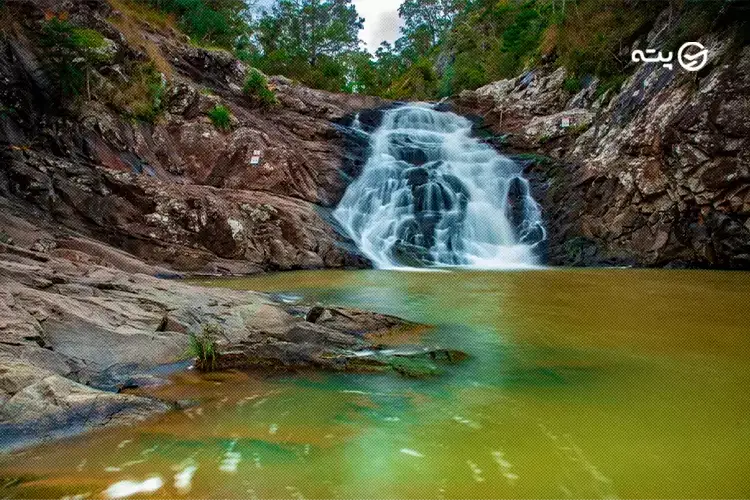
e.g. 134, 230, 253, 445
334, 104, 546, 269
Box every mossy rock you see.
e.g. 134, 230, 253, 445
387, 356, 440, 378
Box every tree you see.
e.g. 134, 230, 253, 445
144, 0, 253, 48
254, 0, 363, 66
398, 0, 466, 48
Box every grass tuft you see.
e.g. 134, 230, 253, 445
187, 324, 222, 371
207, 104, 233, 131
243, 69, 278, 106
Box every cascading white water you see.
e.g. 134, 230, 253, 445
334, 103, 546, 269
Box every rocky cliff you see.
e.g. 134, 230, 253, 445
1, 0, 387, 274
452, 7, 750, 269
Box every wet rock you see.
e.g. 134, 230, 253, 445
0, 236, 459, 449
305, 305, 332, 324
0, 374, 170, 451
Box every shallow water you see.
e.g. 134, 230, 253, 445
2, 269, 750, 498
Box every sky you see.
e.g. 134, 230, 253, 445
253, 0, 404, 53
352, 0, 404, 52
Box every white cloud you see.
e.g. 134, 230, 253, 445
352, 0, 403, 53
251, 0, 404, 54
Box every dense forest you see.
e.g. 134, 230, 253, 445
4, 0, 747, 106
127, 0, 747, 101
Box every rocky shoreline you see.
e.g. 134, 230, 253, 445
0, 0, 465, 452
0, 232, 465, 451
2, 0, 749, 455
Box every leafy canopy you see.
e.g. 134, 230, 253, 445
143, 0, 252, 48
249, 0, 364, 92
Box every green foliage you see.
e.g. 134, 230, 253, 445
555, 0, 662, 79
105, 61, 166, 122
563, 75, 581, 93
0, 231, 12, 245
39, 15, 111, 98
118, 0, 747, 102
142, 0, 251, 48
207, 104, 233, 131
243, 69, 278, 105
387, 57, 439, 100
398, 0, 466, 49
495, 2, 548, 76
187, 324, 222, 371
250, 0, 363, 92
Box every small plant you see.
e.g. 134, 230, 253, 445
111, 62, 166, 123
563, 75, 581, 93
207, 104, 233, 131
187, 324, 222, 371
569, 122, 591, 136
0, 230, 12, 245
243, 69, 277, 106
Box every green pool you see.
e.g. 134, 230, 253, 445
1, 269, 749, 498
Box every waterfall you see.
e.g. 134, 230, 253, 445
334, 104, 546, 269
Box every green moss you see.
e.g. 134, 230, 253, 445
207, 104, 233, 131
387, 356, 440, 378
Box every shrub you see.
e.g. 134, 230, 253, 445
563, 75, 581, 93
187, 324, 222, 371
140, 0, 250, 49
243, 69, 278, 106
110, 62, 166, 122
207, 104, 232, 131
39, 14, 111, 98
